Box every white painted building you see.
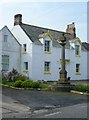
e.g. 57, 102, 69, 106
0, 14, 89, 81
0, 26, 21, 73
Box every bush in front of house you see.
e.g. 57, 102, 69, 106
2, 69, 28, 83
21, 80, 33, 88
73, 84, 89, 93
14, 80, 23, 87
32, 81, 41, 88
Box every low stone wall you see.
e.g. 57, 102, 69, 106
70, 80, 89, 85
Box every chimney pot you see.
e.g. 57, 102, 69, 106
14, 14, 22, 26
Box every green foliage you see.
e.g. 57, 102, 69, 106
21, 80, 33, 88
2, 69, 28, 82
73, 84, 89, 93
32, 82, 41, 88
14, 80, 23, 87
16, 75, 28, 81
39, 83, 49, 89
45, 85, 52, 91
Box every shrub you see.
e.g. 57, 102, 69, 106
16, 75, 28, 81
32, 82, 41, 88
14, 80, 23, 87
2, 69, 28, 82
40, 84, 49, 89
21, 80, 33, 88
73, 84, 89, 93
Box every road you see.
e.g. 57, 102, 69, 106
1, 86, 88, 119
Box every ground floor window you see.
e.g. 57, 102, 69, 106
44, 61, 50, 72
24, 62, 28, 70
76, 64, 80, 73
2, 55, 9, 71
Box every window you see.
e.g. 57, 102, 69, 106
4, 35, 8, 42
75, 45, 80, 55
24, 62, 28, 70
76, 64, 80, 73
23, 44, 27, 52
2, 55, 9, 71
44, 62, 50, 72
44, 40, 50, 52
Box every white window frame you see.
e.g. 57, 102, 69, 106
44, 40, 50, 52
4, 35, 8, 42
24, 62, 28, 70
76, 64, 80, 73
75, 45, 80, 55
2, 55, 9, 71
23, 44, 27, 52
44, 61, 50, 72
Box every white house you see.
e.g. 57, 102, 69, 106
0, 26, 21, 73
1, 14, 89, 81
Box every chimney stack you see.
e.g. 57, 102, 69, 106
14, 14, 22, 26
66, 22, 76, 38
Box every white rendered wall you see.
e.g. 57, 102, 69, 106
1, 26, 21, 73
12, 25, 33, 78
12, 26, 88, 81
0, 30, 2, 72
87, 51, 89, 80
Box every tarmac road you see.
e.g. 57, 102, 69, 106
1, 86, 88, 119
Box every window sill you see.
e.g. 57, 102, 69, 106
44, 72, 51, 75
21, 52, 27, 54
76, 72, 81, 75
44, 52, 52, 54
76, 55, 80, 57
23, 70, 29, 73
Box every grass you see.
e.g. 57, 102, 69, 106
72, 84, 89, 93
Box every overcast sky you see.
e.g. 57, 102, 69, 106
0, 0, 88, 42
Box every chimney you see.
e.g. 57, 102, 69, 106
14, 14, 22, 26
66, 22, 76, 38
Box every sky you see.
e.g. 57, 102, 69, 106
0, 0, 88, 42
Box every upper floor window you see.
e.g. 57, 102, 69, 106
44, 40, 50, 52
23, 44, 27, 52
2, 55, 9, 71
4, 35, 8, 42
75, 45, 80, 55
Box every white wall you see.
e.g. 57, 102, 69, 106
23, 35, 88, 81
87, 51, 89, 80
12, 25, 88, 81
32, 36, 60, 81
12, 25, 33, 78
0, 30, 2, 72
1, 26, 21, 73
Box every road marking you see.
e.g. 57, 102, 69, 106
45, 111, 61, 117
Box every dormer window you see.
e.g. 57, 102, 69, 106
44, 40, 50, 52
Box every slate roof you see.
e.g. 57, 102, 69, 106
20, 23, 74, 47
82, 42, 89, 51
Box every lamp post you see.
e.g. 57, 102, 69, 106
59, 33, 68, 84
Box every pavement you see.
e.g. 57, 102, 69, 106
1, 86, 88, 119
